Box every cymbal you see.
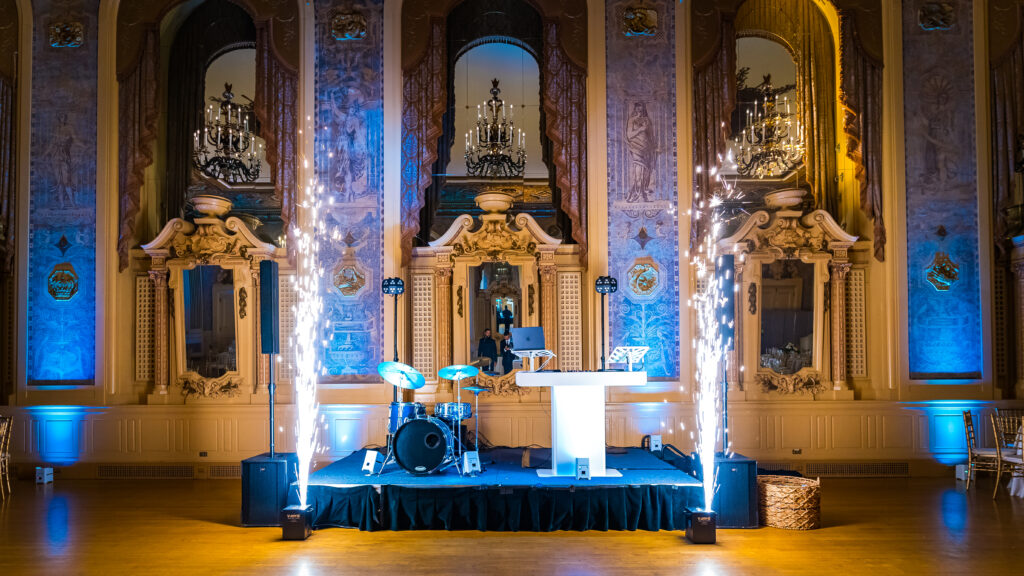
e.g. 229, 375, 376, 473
377, 361, 426, 390
462, 386, 488, 394
438, 364, 480, 381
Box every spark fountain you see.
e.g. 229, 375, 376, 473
687, 160, 741, 543
283, 168, 326, 540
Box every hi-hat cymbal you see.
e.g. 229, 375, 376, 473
438, 364, 480, 381
377, 361, 426, 390
462, 385, 488, 394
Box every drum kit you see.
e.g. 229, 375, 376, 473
376, 361, 489, 476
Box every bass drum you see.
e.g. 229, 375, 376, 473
393, 417, 455, 475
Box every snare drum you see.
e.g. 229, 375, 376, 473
434, 402, 472, 421
388, 401, 426, 435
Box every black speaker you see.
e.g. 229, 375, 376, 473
260, 260, 280, 355
241, 452, 298, 526
716, 254, 735, 350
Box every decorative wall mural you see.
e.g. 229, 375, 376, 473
316, 0, 383, 379
331, 12, 366, 41
925, 252, 959, 291
623, 7, 657, 38
48, 21, 84, 48
606, 0, 678, 378
28, 0, 98, 385
919, 3, 955, 31
47, 262, 79, 301
903, 0, 981, 379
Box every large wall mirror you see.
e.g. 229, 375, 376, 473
759, 259, 814, 374
182, 265, 237, 378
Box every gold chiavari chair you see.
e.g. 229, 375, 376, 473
0, 416, 11, 499
994, 415, 1022, 450
962, 411, 998, 491
990, 413, 1024, 499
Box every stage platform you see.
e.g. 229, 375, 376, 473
293, 447, 704, 532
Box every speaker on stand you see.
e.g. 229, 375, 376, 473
241, 260, 296, 527
716, 254, 735, 452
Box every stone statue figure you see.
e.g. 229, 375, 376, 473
626, 101, 655, 203
45, 112, 78, 208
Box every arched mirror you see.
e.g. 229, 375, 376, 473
726, 36, 806, 194
182, 265, 237, 378
759, 259, 815, 374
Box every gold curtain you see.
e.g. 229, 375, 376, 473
691, 17, 737, 250
839, 12, 885, 261
255, 25, 298, 233
400, 19, 447, 264
542, 21, 588, 260
117, 28, 160, 272
735, 0, 839, 216
991, 5, 1024, 252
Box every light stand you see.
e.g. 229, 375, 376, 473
595, 276, 618, 371
382, 277, 405, 403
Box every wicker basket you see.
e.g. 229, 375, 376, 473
757, 475, 821, 530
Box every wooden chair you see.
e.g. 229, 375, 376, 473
0, 416, 11, 499
990, 412, 1024, 499
962, 411, 998, 491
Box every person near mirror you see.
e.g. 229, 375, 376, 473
498, 305, 514, 334
477, 328, 498, 373
500, 332, 515, 374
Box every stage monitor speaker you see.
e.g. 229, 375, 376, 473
463, 451, 481, 474
242, 452, 298, 527
362, 450, 382, 474
259, 260, 280, 355
575, 458, 590, 480
716, 254, 735, 350
649, 434, 663, 453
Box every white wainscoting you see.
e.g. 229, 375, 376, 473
0, 401, 1014, 471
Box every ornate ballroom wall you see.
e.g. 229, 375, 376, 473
0, 0, 1021, 476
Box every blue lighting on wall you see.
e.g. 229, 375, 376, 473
26, 0, 99, 386
904, 401, 990, 465
26, 406, 99, 466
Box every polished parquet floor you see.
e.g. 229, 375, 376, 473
0, 476, 1022, 575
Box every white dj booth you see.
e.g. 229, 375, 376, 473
516, 370, 646, 477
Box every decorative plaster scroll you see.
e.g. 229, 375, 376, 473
479, 368, 533, 398
178, 371, 241, 400
756, 371, 825, 395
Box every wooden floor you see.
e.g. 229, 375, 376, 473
1, 476, 1022, 575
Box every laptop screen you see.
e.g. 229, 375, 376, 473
510, 327, 545, 351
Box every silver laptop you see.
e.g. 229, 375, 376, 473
510, 327, 545, 352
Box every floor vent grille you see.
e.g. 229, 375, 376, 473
209, 465, 241, 478
804, 462, 910, 478
758, 462, 910, 478
759, 462, 806, 475
97, 465, 195, 479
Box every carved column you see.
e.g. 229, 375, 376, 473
1012, 260, 1024, 398
539, 264, 558, 369
435, 267, 453, 378
149, 266, 169, 396
830, 261, 852, 390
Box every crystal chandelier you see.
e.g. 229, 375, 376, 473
465, 79, 526, 178
734, 76, 805, 179
193, 83, 263, 183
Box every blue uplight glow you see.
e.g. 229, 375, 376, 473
25, 406, 101, 466
903, 401, 990, 465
